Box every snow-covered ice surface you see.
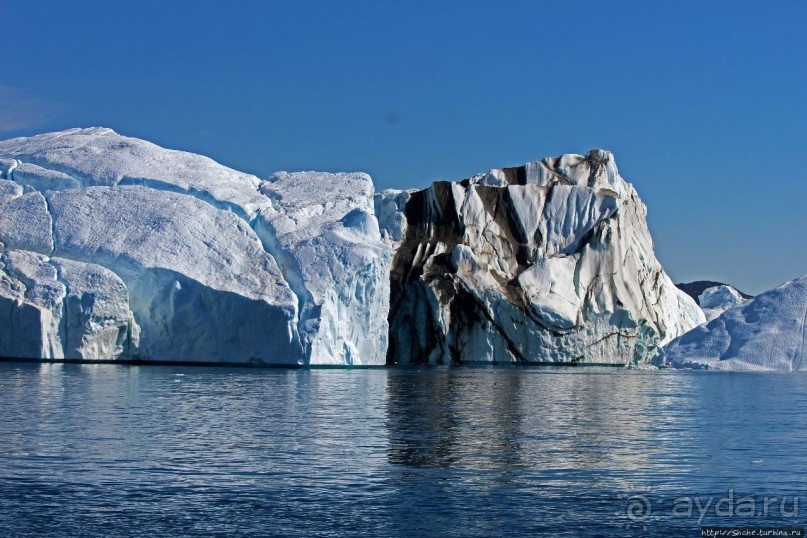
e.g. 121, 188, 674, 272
376, 150, 704, 365
656, 274, 807, 372
0, 128, 390, 364
0, 127, 270, 218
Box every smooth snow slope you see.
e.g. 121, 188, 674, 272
656, 274, 807, 372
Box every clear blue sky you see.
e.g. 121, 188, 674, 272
2, 0, 805, 294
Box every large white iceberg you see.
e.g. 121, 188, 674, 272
0, 129, 703, 366
656, 274, 807, 371
376, 150, 705, 364
0, 128, 389, 365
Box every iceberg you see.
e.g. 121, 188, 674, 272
1, 129, 703, 366
676, 280, 752, 322
656, 274, 807, 371
698, 285, 748, 322
376, 150, 704, 364
0, 128, 389, 365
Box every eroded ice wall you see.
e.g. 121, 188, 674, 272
376, 150, 704, 365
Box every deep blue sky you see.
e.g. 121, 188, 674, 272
2, 0, 805, 294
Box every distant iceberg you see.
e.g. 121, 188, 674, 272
675, 280, 751, 322
698, 285, 748, 322
656, 274, 807, 371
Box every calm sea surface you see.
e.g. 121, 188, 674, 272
0, 362, 805, 536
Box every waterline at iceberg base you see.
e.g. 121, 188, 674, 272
1, 128, 706, 366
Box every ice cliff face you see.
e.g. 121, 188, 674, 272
254, 171, 390, 365
0, 249, 133, 360
656, 274, 807, 371
0, 128, 389, 364
376, 150, 704, 364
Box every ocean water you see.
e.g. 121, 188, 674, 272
0, 362, 805, 537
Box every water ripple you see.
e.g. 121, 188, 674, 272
1, 363, 806, 536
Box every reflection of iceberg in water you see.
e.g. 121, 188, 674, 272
2, 364, 807, 535
383, 369, 702, 493
384, 368, 527, 473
